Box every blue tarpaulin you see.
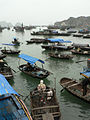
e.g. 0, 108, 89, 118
80, 71, 90, 78
2, 43, 15, 46
19, 53, 45, 64
0, 74, 19, 96
47, 38, 64, 42
47, 38, 71, 43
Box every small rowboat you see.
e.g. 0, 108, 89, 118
60, 77, 90, 103
71, 49, 90, 55
1, 50, 20, 54
30, 80, 61, 120
18, 54, 50, 79
48, 52, 74, 59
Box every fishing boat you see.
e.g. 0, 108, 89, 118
41, 38, 73, 50
18, 54, 50, 79
71, 49, 90, 55
48, 52, 74, 59
0, 60, 13, 80
73, 34, 83, 37
83, 35, 90, 38
30, 80, 61, 120
0, 54, 6, 59
60, 77, 90, 103
0, 74, 32, 120
1, 49, 20, 54
26, 38, 48, 44
72, 43, 89, 48
12, 38, 20, 46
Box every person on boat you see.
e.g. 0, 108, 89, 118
37, 80, 46, 92
23, 62, 35, 71
77, 47, 81, 52
0, 59, 5, 71
4, 47, 6, 51
82, 78, 89, 96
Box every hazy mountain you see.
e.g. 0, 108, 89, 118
54, 16, 90, 28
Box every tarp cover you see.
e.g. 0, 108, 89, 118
47, 38, 71, 43
2, 43, 15, 46
0, 74, 19, 96
80, 71, 90, 78
19, 53, 45, 64
47, 38, 64, 42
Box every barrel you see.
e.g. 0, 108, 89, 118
87, 59, 90, 68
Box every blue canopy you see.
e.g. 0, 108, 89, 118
63, 40, 72, 43
47, 38, 64, 42
2, 43, 15, 46
80, 71, 90, 78
47, 38, 71, 43
19, 54, 45, 64
0, 74, 19, 96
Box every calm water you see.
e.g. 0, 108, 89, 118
0, 29, 90, 120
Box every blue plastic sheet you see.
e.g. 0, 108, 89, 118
19, 53, 45, 64
0, 74, 19, 96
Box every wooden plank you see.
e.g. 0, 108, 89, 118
33, 112, 60, 117
67, 83, 80, 88
32, 105, 59, 111
42, 113, 54, 120
62, 80, 75, 86
85, 93, 90, 97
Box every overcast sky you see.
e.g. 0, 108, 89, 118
0, 0, 90, 25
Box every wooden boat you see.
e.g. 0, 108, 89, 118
73, 34, 83, 37
30, 80, 61, 120
60, 77, 90, 103
0, 54, 6, 59
72, 43, 89, 48
80, 47, 90, 51
0, 60, 13, 80
12, 41, 20, 46
48, 52, 74, 59
83, 35, 90, 38
1, 49, 20, 54
18, 54, 50, 79
71, 49, 90, 55
0, 74, 32, 120
41, 45, 73, 50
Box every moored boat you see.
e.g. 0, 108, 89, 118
18, 54, 50, 79
48, 52, 74, 59
73, 34, 83, 37
30, 80, 61, 120
12, 38, 20, 46
1, 49, 20, 54
0, 74, 32, 120
0, 54, 6, 59
60, 77, 90, 103
0, 59, 13, 80
71, 49, 90, 55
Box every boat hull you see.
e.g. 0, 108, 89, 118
60, 77, 90, 103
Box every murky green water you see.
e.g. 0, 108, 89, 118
0, 29, 90, 120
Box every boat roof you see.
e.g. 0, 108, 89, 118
19, 53, 45, 64
47, 38, 72, 43
80, 71, 90, 78
2, 43, 15, 46
0, 74, 19, 96
47, 38, 64, 42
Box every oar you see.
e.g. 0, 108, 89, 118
75, 60, 87, 63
